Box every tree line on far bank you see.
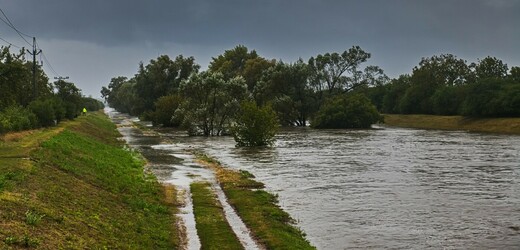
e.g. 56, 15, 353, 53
363, 54, 520, 117
101, 45, 520, 144
0, 46, 104, 134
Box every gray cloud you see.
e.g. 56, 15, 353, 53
1, 0, 519, 97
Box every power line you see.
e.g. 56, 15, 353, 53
0, 7, 32, 46
41, 51, 60, 77
0, 35, 20, 48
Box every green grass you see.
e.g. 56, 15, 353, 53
191, 182, 244, 250
384, 114, 520, 134
0, 112, 179, 249
196, 153, 315, 250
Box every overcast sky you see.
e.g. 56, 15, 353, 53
1, 0, 519, 98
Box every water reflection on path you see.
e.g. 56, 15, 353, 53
166, 126, 520, 249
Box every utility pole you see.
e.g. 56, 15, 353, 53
27, 37, 42, 99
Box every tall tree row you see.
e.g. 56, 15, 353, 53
102, 45, 386, 134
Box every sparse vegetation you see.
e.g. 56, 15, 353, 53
196, 153, 315, 250
191, 182, 244, 250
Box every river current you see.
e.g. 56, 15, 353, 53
108, 109, 520, 249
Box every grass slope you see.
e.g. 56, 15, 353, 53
0, 112, 179, 249
384, 114, 520, 134
190, 182, 244, 250
196, 154, 315, 250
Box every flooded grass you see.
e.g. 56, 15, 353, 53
0, 112, 180, 249
191, 182, 244, 250
384, 114, 520, 134
196, 153, 315, 250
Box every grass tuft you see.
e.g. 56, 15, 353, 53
191, 182, 244, 250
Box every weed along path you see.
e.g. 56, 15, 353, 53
106, 108, 265, 250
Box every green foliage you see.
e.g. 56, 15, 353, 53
430, 85, 467, 115
473, 56, 508, 80
308, 46, 372, 94
209, 45, 259, 80
311, 94, 382, 129
134, 55, 199, 113
28, 98, 57, 127
255, 60, 315, 126
461, 79, 520, 117
232, 101, 278, 147
0, 106, 37, 133
177, 71, 247, 136
151, 94, 182, 127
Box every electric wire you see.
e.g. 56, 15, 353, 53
0, 7, 63, 78
35, 40, 60, 77
0, 7, 32, 46
0, 35, 20, 48
41, 51, 60, 77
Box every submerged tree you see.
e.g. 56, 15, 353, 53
176, 71, 247, 136
232, 101, 278, 147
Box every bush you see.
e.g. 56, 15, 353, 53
311, 94, 382, 129
152, 94, 182, 127
0, 106, 38, 133
232, 101, 278, 147
29, 99, 57, 127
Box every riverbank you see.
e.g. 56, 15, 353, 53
0, 112, 179, 249
383, 114, 520, 134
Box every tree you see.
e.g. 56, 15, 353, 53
209, 45, 259, 80
54, 80, 82, 119
176, 72, 247, 136
381, 75, 411, 114
232, 101, 278, 147
510, 66, 520, 82
134, 55, 199, 114
311, 94, 382, 129
473, 56, 508, 80
413, 54, 472, 86
152, 94, 182, 127
255, 60, 315, 126
308, 46, 371, 94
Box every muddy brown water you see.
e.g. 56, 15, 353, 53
107, 109, 520, 249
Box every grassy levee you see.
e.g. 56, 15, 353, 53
196, 154, 315, 250
190, 182, 244, 250
384, 114, 520, 134
0, 112, 179, 249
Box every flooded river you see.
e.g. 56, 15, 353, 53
108, 109, 520, 249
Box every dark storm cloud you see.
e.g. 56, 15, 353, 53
0, 0, 519, 97
3, 0, 517, 48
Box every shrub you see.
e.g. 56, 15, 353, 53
152, 94, 182, 127
0, 106, 37, 133
232, 101, 278, 147
311, 94, 382, 129
29, 99, 57, 127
